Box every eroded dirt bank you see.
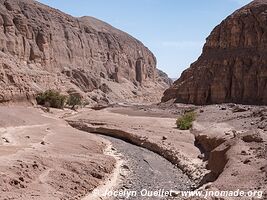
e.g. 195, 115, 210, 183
66, 103, 267, 200
0, 105, 195, 200
0, 104, 266, 200
98, 135, 192, 200
192, 104, 267, 199
66, 106, 208, 185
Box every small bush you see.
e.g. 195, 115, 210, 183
67, 93, 82, 110
176, 111, 196, 130
36, 90, 66, 109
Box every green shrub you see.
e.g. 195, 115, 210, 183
176, 111, 196, 130
67, 93, 82, 110
36, 90, 66, 109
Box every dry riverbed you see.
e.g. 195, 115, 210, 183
67, 103, 267, 200
0, 103, 266, 200
98, 135, 192, 200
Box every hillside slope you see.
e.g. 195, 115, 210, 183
162, 0, 267, 105
0, 0, 171, 104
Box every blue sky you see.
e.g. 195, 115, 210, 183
38, 0, 252, 78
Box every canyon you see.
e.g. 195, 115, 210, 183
0, 0, 266, 200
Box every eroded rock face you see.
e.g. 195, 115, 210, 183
0, 0, 170, 103
162, 0, 267, 105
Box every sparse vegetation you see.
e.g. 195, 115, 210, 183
67, 93, 82, 110
176, 111, 196, 130
36, 90, 66, 109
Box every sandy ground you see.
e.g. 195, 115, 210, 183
81, 141, 123, 200
66, 103, 266, 200
193, 104, 267, 200
0, 103, 266, 200
0, 104, 195, 200
0, 106, 115, 200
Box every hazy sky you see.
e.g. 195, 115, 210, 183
38, 0, 252, 78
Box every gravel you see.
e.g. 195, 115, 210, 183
101, 135, 192, 200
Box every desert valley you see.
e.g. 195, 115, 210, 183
0, 0, 266, 200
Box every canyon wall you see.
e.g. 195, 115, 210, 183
162, 0, 267, 105
0, 0, 171, 103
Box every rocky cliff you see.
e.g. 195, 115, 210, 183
0, 0, 170, 104
162, 0, 267, 105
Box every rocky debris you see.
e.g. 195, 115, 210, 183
0, 0, 170, 104
249, 108, 267, 130
102, 135, 192, 200
162, 136, 167, 140
66, 108, 209, 184
162, 0, 267, 105
90, 104, 109, 111
220, 107, 227, 111
190, 104, 267, 199
196, 142, 263, 198
66, 103, 267, 197
243, 158, 251, 164
242, 131, 263, 143
194, 134, 226, 154
121, 164, 130, 170
252, 108, 267, 117
2, 137, 9, 143
232, 105, 247, 113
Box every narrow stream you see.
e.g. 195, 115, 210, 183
101, 135, 192, 200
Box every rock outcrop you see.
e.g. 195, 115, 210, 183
0, 0, 170, 104
162, 0, 267, 105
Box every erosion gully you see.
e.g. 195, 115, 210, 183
99, 135, 192, 200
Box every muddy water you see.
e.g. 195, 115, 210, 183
101, 135, 192, 200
